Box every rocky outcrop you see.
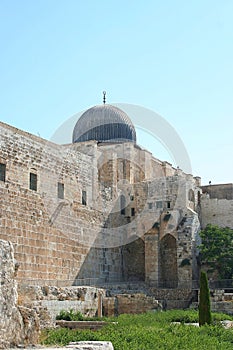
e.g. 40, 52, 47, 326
0, 239, 40, 348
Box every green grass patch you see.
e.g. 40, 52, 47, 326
41, 310, 233, 350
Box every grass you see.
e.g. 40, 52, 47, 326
41, 310, 233, 350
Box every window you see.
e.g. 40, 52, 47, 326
198, 191, 201, 205
120, 195, 126, 215
0, 163, 6, 182
58, 182, 64, 199
131, 208, 135, 216
82, 190, 87, 206
156, 201, 163, 209
167, 201, 171, 209
130, 195, 134, 201
148, 203, 153, 209
30, 173, 37, 191
123, 160, 127, 179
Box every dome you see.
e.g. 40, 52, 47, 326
72, 104, 136, 143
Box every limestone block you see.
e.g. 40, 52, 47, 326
0, 239, 23, 348
67, 341, 114, 349
0, 239, 40, 348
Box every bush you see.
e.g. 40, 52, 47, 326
56, 309, 84, 321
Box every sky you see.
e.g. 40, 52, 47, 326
0, 0, 233, 185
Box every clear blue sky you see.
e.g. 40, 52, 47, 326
0, 0, 232, 185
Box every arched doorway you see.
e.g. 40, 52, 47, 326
159, 234, 178, 288
122, 237, 145, 281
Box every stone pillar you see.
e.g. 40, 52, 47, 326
145, 233, 159, 285
98, 292, 103, 317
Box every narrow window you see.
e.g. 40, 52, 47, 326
198, 191, 201, 205
58, 182, 64, 199
130, 195, 134, 201
167, 201, 171, 209
30, 173, 37, 191
123, 160, 127, 179
120, 195, 126, 215
131, 208, 135, 216
0, 163, 6, 182
148, 203, 153, 209
82, 190, 87, 206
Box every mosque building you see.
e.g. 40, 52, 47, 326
0, 94, 232, 289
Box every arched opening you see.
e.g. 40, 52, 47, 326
159, 234, 178, 288
122, 237, 145, 281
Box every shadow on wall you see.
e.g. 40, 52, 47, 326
159, 234, 178, 288
74, 235, 145, 285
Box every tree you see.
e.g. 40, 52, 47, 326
199, 224, 233, 280
199, 271, 212, 326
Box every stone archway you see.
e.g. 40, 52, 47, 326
122, 237, 145, 281
159, 234, 178, 288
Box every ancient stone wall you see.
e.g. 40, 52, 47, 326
0, 121, 114, 283
202, 183, 233, 200
201, 196, 233, 229
18, 284, 106, 321
103, 293, 161, 317
0, 120, 201, 286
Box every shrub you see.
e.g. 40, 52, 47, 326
56, 309, 84, 321
199, 271, 212, 326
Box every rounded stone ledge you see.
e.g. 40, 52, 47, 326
67, 341, 114, 349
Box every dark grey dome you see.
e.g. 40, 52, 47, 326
72, 104, 136, 143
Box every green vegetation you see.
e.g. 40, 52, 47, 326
199, 224, 233, 279
41, 310, 233, 350
199, 271, 212, 326
56, 309, 84, 321
55, 309, 108, 322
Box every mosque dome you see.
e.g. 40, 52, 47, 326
72, 104, 136, 143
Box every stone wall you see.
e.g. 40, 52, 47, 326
18, 284, 106, 321
201, 184, 233, 200
201, 196, 233, 229
103, 293, 161, 317
0, 120, 201, 286
0, 121, 132, 284
149, 288, 197, 309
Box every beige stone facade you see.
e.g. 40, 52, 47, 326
201, 184, 233, 229
0, 116, 232, 290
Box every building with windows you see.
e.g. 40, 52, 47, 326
0, 101, 232, 289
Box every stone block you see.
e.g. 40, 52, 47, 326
67, 341, 114, 350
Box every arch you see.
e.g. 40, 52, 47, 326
122, 236, 145, 281
159, 234, 178, 288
